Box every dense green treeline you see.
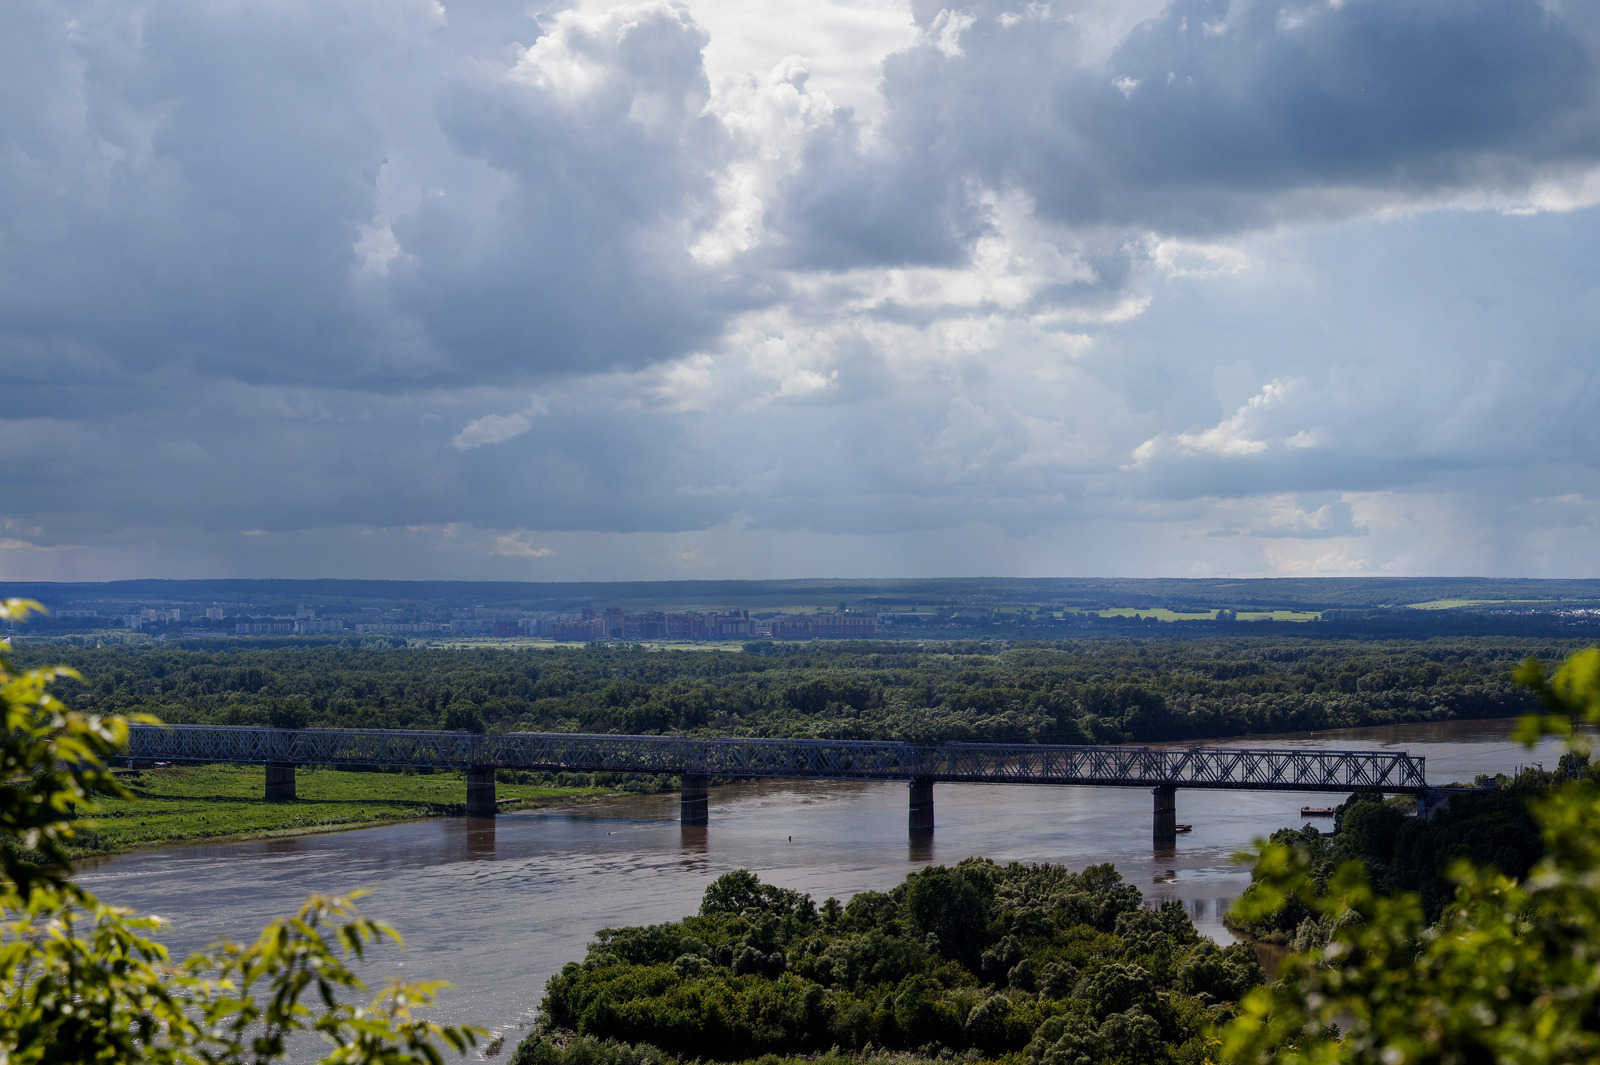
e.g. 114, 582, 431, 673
15, 637, 1566, 743
520, 863, 1261, 1065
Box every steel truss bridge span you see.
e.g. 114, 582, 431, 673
125, 725, 1427, 794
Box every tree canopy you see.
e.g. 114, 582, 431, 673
525, 860, 1261, 1065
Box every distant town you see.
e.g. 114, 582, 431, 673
46, 605, 882, 641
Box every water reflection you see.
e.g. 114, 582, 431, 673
465, 817, 496, 861
262, 836, 302, 859
678, 824, 708, 858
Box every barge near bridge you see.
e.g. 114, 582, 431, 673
125, 725, 1432, 842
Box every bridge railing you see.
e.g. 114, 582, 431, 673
124, 725, 1427, 792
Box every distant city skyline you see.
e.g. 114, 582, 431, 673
83, 603, 878, 641
2, 1, 1598, 581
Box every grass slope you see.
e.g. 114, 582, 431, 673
73, 764, 614, 855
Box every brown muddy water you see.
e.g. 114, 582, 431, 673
77, 718, 1565, 1057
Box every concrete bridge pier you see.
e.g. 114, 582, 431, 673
265, 762, 296, 801
909, 778, 935, 833
681, 774, 709, 825
1152, 784, 1177, 843
466, 765, 497, 817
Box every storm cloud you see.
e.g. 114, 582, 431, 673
1, 0, 1598, 579
780, 0, 1600, 264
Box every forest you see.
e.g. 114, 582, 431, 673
518, 863, 1262, 1065
12, 636, 1572, 744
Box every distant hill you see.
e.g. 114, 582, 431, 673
5, 575, 1600, 614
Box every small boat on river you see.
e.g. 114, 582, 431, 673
1300, 806, 1336, 817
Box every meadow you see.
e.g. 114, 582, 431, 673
71, 764, 615, 856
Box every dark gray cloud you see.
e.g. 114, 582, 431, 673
775, 110, 981, 269
0, 0, 744, 393
778, 0, 1600, 266
386, 4, 744, 379
0, 0, 401, 385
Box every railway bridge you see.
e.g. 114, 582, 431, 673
125, 725, 1430, 842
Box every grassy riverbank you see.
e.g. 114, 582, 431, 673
71, 764, 618, 856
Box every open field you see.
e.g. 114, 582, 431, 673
1069, 606, 1222, 621
427, 637, 757, 652
1403, 598, 1596, 611
1061, 607, 1317, 622
72, 764, 615, 856
1062, 606, 1320, 622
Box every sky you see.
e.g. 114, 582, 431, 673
1, 0, 1598, 582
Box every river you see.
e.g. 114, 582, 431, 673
77, 717, 1566, 1056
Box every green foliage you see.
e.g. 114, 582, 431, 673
699, 868, 815, 922
510, 1033, 677, 1065
1512, 645, 1600, 753
529, 862, 1262, 1063
1220, 646, 1600, 1065
13, 635, 1561, 746
0, 600, 138, 895
1226, 782, 1549, 942
900, 863, 994, 966
0, 598, 479, 1064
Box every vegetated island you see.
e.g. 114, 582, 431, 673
515, 863, 1263, 1065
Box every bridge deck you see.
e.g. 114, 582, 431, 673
125, 726, 1427, 793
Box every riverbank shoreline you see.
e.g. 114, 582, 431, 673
67, 763, 628, 860
69, 792, 622, 863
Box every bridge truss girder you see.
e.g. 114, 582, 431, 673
125, 726, 1427, 793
